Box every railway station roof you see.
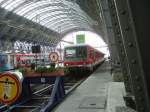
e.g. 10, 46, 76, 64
0, 0, 104, 46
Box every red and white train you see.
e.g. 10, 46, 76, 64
63, 44, 105, 72
0, 53, 50, 71
15, 53, 36, 68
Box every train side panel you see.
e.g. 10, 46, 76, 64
64, 45, 105, 72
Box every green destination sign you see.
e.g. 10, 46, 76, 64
76, 34, 85, 44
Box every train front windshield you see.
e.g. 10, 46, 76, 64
64, 46, 87, 61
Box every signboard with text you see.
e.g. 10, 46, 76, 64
76, 34, 85, 44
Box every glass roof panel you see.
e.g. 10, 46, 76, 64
0, 0, 4, 3
51, 22, 90, 31
30, 10, 91, 27
54, 25, 79, 33
25, 8, 66, 20
0, 0, 95, 34
58, 25, 90, 34
42, 18, 90, 29
36, 12, 68, 23
20, 5, 90, 24
1, 0, 13, 8
1, 0, 23, 10
14, 1, 64, 15
28, 9, 89, 24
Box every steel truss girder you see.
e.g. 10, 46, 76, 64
41, 16, 88, 29
0, 20, 57, 45
0, 7, 58, 36
10, 0, 92, 23
12, 2, 64, 13
0, 9, 60, 45
106, 0, 132, 93
10, 0, 92, 22
0, 26, 18, 41
29, 9, 91, 25
0, 39, 14, 51
0, 0, 95, 36
21, 6, 92, 26
15, 3, 66, 15
13, 1, 94, 26
99, 0, 119, 65
28, 9, 92, 26
112, 0, 150, 111
0, 22, 11, 39
38, 15, 92, 33
54, 25, 81, 34
43, 19, 91, 31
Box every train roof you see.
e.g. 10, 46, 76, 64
64, 44, 105, 55
64, 44, 91, 48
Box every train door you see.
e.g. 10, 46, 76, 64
90, 49, 95, 63
88, 49, 94, 71
7, 54, 15, 69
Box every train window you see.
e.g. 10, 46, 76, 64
65, 49, 76, 57
90, 50, 94, 58
26, 60, 31, 64
65, 46, 87, 59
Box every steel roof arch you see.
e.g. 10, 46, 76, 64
0, 0, 97, 42
9, 0, 89, 20
19, 5, 92, 25
49, 22, 90, 32
59, 26, 89, 34
28, 8, 92, 25
14, 2, 64, 15
41, 15, 91, 27
23, 7, 91, 24
43, 19, 91, 31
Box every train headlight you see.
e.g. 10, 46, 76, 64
66, 64, 68, 66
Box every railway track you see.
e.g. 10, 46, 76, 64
2, 76, 86, 112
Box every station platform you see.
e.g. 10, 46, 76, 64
52, 62, 126, 112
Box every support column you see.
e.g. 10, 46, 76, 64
112, 0, 150, 111
99, 0, 120, 66
100, 0, 132, 93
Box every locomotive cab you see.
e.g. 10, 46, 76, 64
64, 45, 87, 67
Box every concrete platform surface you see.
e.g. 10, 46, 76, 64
52, 62, 113, 112
107, 82, 126, 112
